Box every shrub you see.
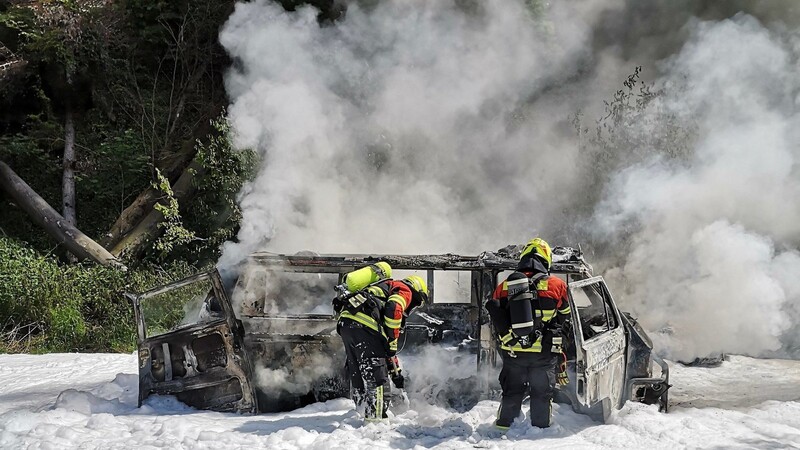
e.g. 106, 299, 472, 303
0, 237, 199, 353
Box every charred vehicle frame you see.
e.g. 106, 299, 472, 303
126, 246, 669, 421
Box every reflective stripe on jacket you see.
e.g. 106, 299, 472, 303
492, 274, 570, 353
338, 279, 412, 351
338, 310, 385, 335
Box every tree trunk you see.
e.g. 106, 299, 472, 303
0, 161, 125, 269
108, 157, 204, 258
100, 113, 219, 251
98, 139, 195, 250
62, 102, 77, 227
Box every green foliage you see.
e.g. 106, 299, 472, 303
0, 0, 247, 355
101, 0, 234, 167
0, 130, 63, 250
149, 115, 257, 265
75, 122, 151, 238
0, 5, 38, 50
0, 121, 152, 250
182, 116, 258, 262
1, 0, 235, 254
1, 1, 107, 105
0, 237, 198, 353
152, 168, 197, 256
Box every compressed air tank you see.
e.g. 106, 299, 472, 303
344, 262, 392, 292
506, 271, 535, 337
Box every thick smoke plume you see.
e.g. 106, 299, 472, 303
218, 0, 800, 362
218, 0, 620, 266
595, 15, 800, 360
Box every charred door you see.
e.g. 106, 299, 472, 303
128, 270, 258, 413
569, 276, 626, 420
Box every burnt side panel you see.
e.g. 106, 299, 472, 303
175, 378, 244, 412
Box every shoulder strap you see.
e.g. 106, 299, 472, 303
529, 272, 548, 293
368, 279, 391, 297
528, 272, 549, 334
338, 279, 390, 316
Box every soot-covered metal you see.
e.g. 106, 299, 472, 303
126, 246, 669, 422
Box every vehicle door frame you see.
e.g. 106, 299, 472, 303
127, 269, 258, 413
568, 276, 627, 416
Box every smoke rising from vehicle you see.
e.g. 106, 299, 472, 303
401, 345, 488, 411
594, 16, 800, 360
217, 0, 620, 267
231, 266, 336, 316
254, 351, 338, 395
218, 0, 800, 361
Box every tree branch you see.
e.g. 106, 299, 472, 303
0, 160, 126, 269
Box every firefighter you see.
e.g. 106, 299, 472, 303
333, 264, 428, 421
486, 238, 571, 430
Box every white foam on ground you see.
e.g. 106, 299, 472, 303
1, 353, 799, 448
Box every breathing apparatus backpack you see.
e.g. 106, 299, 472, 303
505, 271, 549, 348
333, 262, 392, 316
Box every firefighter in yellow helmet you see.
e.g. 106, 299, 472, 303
333, 264, 428, 421
486, 238, 571, 430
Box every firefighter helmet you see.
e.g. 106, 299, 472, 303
404, 275, 428, 295
404, 275, 428, 311
519, 237, 552, 270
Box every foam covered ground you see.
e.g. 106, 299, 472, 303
1, 353, 800, 449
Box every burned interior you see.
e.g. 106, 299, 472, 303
126, 246, 670, 421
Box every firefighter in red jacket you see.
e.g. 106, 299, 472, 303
334, 265, 428, 421
486, 238, 571, 430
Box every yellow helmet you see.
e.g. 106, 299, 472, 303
519, 237, 552, 270
404, 275, 429, 311
404, 275, 428, 295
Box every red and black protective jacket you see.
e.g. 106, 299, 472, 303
375, 280, 413, 355
337, 279, 412, 356
489, 273, 571, 353
492, 273, 569, 308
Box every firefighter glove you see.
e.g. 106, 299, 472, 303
557, 353, 569, 386
391, 372, 405, 389
387, 356, 404, 389
557, 369, 569, 386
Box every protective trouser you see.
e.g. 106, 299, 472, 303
339, 319, 390, 421
496, 351, 557, 429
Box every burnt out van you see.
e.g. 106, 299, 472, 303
126, 246, 669, 421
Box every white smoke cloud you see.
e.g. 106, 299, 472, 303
217, 0, 623, 270
400, 345, 488, 411
255, 350, 338, 395
217, 1, 800, 362
596, 15, 800, 360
